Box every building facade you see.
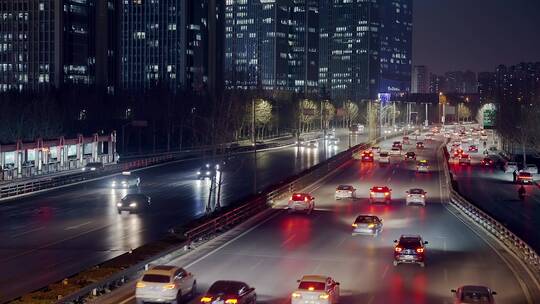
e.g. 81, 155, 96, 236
319, 0, 412, 101
120, 0, 187, 93
0, 0, 116, 92
495, 62, 540, 103
224, 0, 319, 94
411, 65, 428, 93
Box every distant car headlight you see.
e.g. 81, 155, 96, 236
117, 203, 122, 207
111, 181, 116, 186
82, 167, 87, 171
206, 171, 210, 175
197, 171, 201, 175
90, 167, 96, 171
121, 181, 127, 184
129, 202, 137, 207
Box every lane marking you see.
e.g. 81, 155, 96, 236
184, 210, 282, 269
438, 144, 537, 304
280, 234, 296, 248
381, 265, 389, 279
65, 221, 92, 230
11, 226, 44, 238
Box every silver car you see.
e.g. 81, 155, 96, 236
335, 185, 356, 200
352, 215, 383, 236
111, 172, 140, 188
136, 265, 196, 304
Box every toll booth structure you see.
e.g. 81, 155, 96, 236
0, 131, 117, 180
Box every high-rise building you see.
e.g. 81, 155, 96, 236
495, 62, 540, 103
0, 0, 114, 92
120, 0, 186, 93
411, 65, 429, 93
319, 0, 412, 101
429, 73, 445, 94
224, 0, 319, 94
379, 0, 413, 94
477, 72, 496, 100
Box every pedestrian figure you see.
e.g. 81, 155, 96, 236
513, 170, 517, 183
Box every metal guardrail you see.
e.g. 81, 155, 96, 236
55, 138, 380, 304
441, 145, 540, 274
0, 154, 174, 200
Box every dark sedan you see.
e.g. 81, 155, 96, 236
117, 194, 151, 214
200, 280, 257, 304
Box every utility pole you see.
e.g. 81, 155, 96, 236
252, 96, 257, 194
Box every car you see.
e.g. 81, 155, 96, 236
525, 164, 539, 174
405, 151, 416, 161
335, 185, 356, 200
135, 265, 196, 304
468, 145, 478, 152
111, 171, 140, 188
504, 161, 519, 173
416, 142, 425, 149
352, 215, 383, 236
369, 186, 391, 204
197, 163, 218, 180
306, 140, 319, 148
288, 193, 315, 214
389, 147, 402, 156
459, 153, 471, 165
82, 162, 103, 172
392, 141, 403, 149
480, 157, 495, 167
402, 136, 410, 144
516, 171, 534, 184
416, 160, 430, 173
296, 138, 307, 147
406, 188, 426, 207
201, 280, 256, 304
117, 194, 151, 214
324, 133, 336, 140
292, 275, 340, 304
360, 150, 374, 162
393, 234, 428, 267
424, 134, 433, 141
371, 145, 380, 153
451, 285, 496, 304
378, 152, 390, 164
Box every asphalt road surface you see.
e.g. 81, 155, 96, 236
0, 130, 368, 302
101, 137, 531, 304
448, 139, 540, 253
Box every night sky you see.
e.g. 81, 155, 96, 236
413, 0, 540, 74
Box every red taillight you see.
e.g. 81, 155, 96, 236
370, 191, 375, 195
416, 248, 424, 253
395, 247, 402, 252
384, 192, 390, 196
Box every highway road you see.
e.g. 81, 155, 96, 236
0, 130, 368, 302
99, 136, 532, 304
448, 139, 540, 253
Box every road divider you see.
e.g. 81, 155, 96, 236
441, 144, 540, 297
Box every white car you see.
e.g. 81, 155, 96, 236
406, 188, 426, 207
292, 275, 340, 304
335, 185, 356, 200
288, 193, 315, 214
504, 161, 519, 173
111, 171, 140, 188
136, 265, 196, 304
525, 164, 538, 174
389, 147, 401, 156
378, 152, 390, 164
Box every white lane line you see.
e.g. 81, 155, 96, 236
336, 235, 347, 248
11, 226, 44, 238
381, 265, 390, 279
184, 211, 282, 269
65, 221, 92, 230
280, 234, 296, 248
